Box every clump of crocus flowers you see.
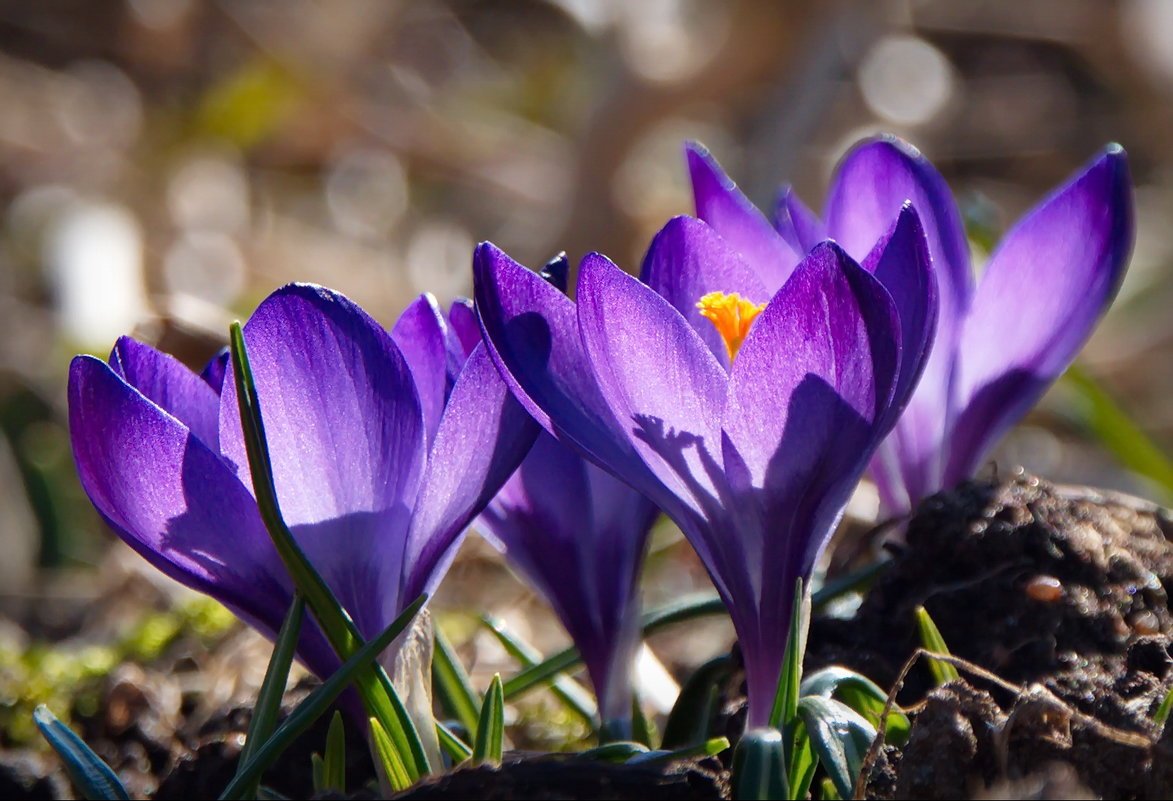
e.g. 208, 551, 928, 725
64, 134, 1134, 793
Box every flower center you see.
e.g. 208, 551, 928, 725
696, 291, 766, 362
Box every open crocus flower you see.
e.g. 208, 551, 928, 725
478, 430, 659, 734
69, 284, 536, 696
474, 207, 937, 726
688, 137, 1134, 514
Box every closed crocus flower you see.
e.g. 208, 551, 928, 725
688, 137, 1134, 514
69, 285, 536, 697
471, 261, 660, 738
478, 430, 659, 736
474, 206, 936, 727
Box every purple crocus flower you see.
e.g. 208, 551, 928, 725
478, 430, 659, 732
474, 204, 936, 726
688, 137, 1134, 514
69, 284, 536, 690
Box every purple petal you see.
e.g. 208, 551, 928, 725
577, 252, 728, 518
71, 355, 345, 678
109, 337, 222, 450
70, 357, 289, 635
825, 136, 971, 512
719, 242, 901, 725
639, 216, 770, 368
391, 293, 449, 447
946, 146, 1134, 483
686, 142, 801, 290
861, 205, 944, 513
860, 203, 939, 426
218, 284, 426, 531
724, 242, 901, 486
401, 343, 538, 605
474, 244, 670, 505
773, 186, 826, 254
824, 135, 972, 337
201, 348, 230, 394
479, 433, 656, 723
446, 298, 481, 366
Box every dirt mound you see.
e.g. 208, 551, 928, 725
809, 472, 1173, 798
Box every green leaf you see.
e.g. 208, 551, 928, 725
322, 711, 346, 794
1155, 684, 1173, 729
236, 594, 305, 798
310, 753, 325, 794
630, 695, 656, 748
219, 593, 427, 800
578, 741, 651, 763
731, 728, 789, 801
811, 560, 889, 607
432, 623, 482, 738
33, 705, 130, 801
639, 593, 728, 632
1061, 364, 1173, 502
797, 696, 877, 801
482, 615, 596, 725
914, 605, 960, 685
501, 594, 726, 702
435, 720, 472, 764
471, 674, 505, 765
369, 717, 413, 792
787, 720, 817, 801
768, 578, 807, 731
660, 655, 733, 749
230, 323, 430, 780
498, 570, 883, 708
800, 666, 909, 745
626, 736, 730, 766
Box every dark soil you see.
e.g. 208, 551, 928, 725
806, 471, 1173, 799
5, 470, 1171, 799
389, 754, 728, 800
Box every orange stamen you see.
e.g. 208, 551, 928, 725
696, 291, 766, 362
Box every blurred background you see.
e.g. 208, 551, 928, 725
2, 0, 1173, 749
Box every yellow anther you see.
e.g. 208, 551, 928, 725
696, 291, 766, 362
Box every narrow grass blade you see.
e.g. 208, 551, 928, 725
432, 623, 481, 737
322, 711, 346, 794
311, 754, 325, 793
499, 566, 886, 705
768, 578, 807, 731
471, 674, 505, 766
811, 561, 888, 605
1062, 364, 1173, 502
436, 720, 472, 763
796, 696, 877, 801
661, 655, 733, 749
481, 616, 596, 725
788, 721, 816, 801
501, 594, 726, 702
1155, 684, 1173, 729
640, 593, 728, 632
219, 593, 427, 800
731, 728, 788, 801
33, 706, 130, 801
230, 323, 430, 779
369, 717, 412, 792
914, 605, 960, 685
579, 741, 650, 763
631, 695, 657, 748
236, 593, 305, 798
626, 736, 730, 766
